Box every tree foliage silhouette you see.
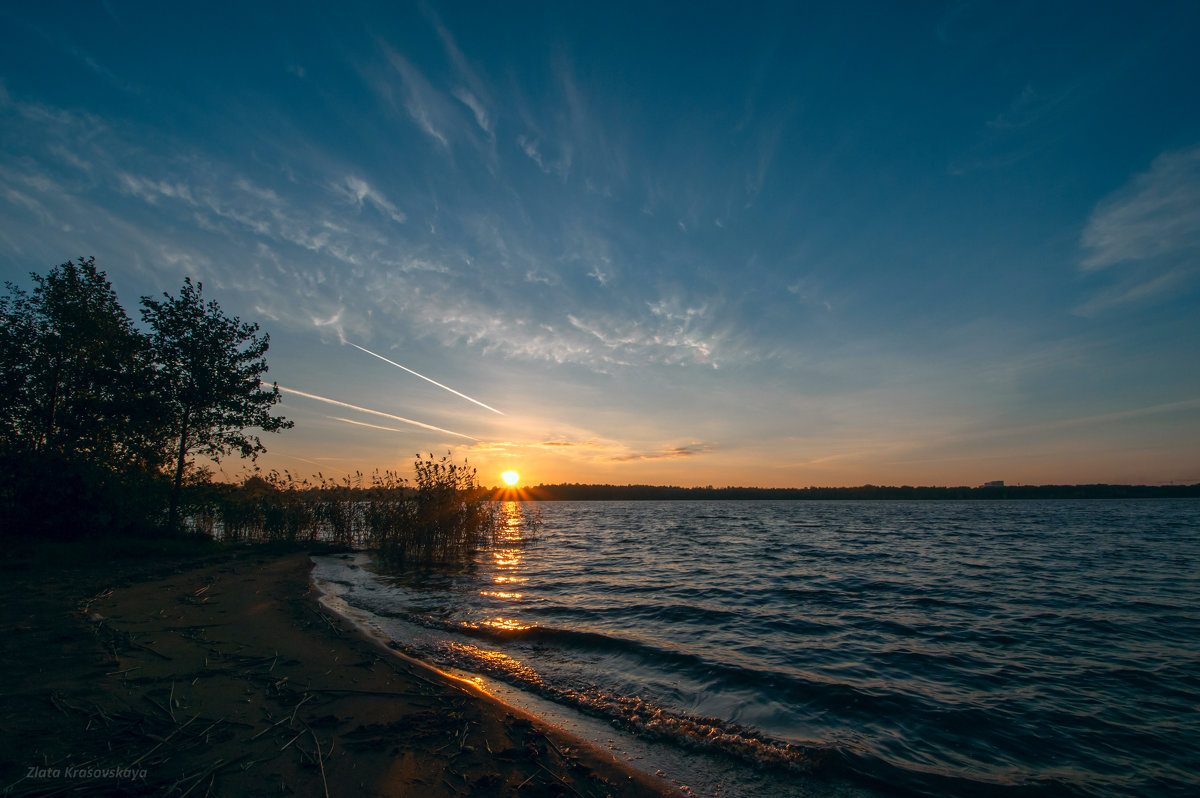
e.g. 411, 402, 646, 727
0, 257, 161, 470
141, 278, 292, 531
0, 260, 292, 538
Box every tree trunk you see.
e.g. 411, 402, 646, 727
167, 407, 190, 532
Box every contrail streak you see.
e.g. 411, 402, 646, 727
348, 342, 504, 415
278, 386, 478, 441
329, 416, 437, 436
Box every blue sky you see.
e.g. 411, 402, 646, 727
2, 1, 1198, 487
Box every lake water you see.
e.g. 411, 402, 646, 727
312, 500, 1200, 797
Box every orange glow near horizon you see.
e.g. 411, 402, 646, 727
501, 470, 520, 486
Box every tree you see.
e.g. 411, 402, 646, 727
0, 258, 162, 469
141, 278, 292, 531
0, 259, 167, 539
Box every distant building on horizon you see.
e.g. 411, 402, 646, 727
982, 480, 1005, 488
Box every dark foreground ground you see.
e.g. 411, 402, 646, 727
0, 543, 672, 796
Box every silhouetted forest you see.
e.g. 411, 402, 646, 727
519, 483, 1200, 501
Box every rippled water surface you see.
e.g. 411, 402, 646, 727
314, 500, 1200, 797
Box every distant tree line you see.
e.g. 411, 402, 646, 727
522, 483, 1200, 501
0, 258, 290, 539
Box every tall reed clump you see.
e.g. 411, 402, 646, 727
181, 454, 500, 561
183, 470, 321, 543
372, 454, 498, 567
259, 471, 319, 542
362, 469, 412, 549
314, 472, 365, 547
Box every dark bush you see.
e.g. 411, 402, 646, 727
0, 450, 168, 541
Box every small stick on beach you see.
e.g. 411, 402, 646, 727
308, 725, 330, 798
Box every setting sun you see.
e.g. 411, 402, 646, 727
501, 470, 520, 486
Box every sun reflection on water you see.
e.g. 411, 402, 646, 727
482, 501, 532, 631
483, 617, 531, 631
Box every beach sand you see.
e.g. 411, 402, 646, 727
0, 548, 672, 796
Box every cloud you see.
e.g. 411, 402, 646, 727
640, 179, 664, 216
335, 175, 407, 225
565, 300, 726, 368
423, 3, 494, 136
516, 134, 547, 170
745, 122, 781, 205
950, 84, 1073, 176
524, 269, 557, 285
234, 178, 279, 203
116, 173, 196, 205
1080, 144, 1200, 271
1074, 143, 1200, 315
1, 92, 750, 376
385, 50, 451, 149
1072, 269, 1186, 317
2, 186, 53, 224
986, 85, 1069, 132
787, 275, 833, 311
607, 444, 713, 462
60, 41, 141, 95
453, 88, 491, 134
516, 133, 570, 179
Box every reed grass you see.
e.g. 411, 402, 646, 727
181, 454, 507, 568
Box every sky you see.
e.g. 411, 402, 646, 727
2, 1, 1199, 488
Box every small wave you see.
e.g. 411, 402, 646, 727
403, 635, 832, 773
377, 606, 956, 730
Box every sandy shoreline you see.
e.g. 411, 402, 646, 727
0, 549, 672, 796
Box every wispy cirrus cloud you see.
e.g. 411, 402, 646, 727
1081, 143, 1200, 271
1076, 143, 1200, 314
745, 121, 782, 206
950, 84, 1074, 176
334, 175, 407, 225
71, 47, 140, 95
565, 304, 726, 369
2, 182, 54, 224
1073, 269, 1187, 317
421, 2, 494, 137
384, 49, 452, 149
453, 88, 491, 135
2, 90, 747, 374
516, 133, 571, 179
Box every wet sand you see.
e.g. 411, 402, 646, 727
0, 549, 672, 796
